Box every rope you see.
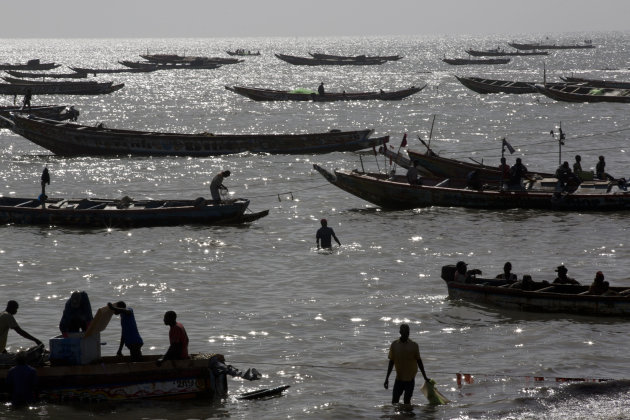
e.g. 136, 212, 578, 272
243, 183, 331, 200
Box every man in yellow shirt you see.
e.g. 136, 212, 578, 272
384, 324, 429, 404
0, 301, 42, 353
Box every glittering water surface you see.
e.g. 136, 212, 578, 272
1, 33, 630, 419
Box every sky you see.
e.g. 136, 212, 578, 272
2, 0, 629, 38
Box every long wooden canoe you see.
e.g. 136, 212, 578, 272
70, 66, 158, 75
442, 57, 510, 65
509, 41, 595, 50
313, 164, 630, 211
0, 351, 229, 401
2, 114, 387, 156
0, 196, 267, 228
6, 70, 88, 79
140, 55, 242, 65
309, 52, 403, 61
464, 48, 548, 57
119, 60, 222, 70
2, 76, 110, 86
534, 84, 630, 103
225, 84, 425, 101
440, 265, 630, 316
560, 76, 630, 90
0, 105, 78, 128
225, 50, 261, 56
455, 76, 538, 94
0, 60, 60, 71
0, 82, 123, 95
275, 53, 387, 66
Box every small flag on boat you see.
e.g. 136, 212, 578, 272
400, 133, 408, 147
502, 138, 515, 154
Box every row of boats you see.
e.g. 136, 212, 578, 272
456, 75, 630, 103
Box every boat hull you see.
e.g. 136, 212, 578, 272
534, 84, 630, 103
3, 114, 384, 156
0, 82, 123, 95
225, 85, 425, 101
313, 165, 630, 211
455, 76, 537, 94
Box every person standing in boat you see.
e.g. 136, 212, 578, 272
316, 218, 341, 250
384, 323, 430, 405
507, 158, 528, 190
156, 311, 189, 366
498, 157, 510, 188
108, 301, 144, 362
210, 170, 230, 203
22, 88, 32, 110
553, 265, 580, 285
406, 160, 422, 185
318, 82, 325, 95
573, 155, 583, 174
0, 300, 42, 353
40, 166, 50, 198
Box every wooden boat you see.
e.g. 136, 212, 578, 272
275, 53, 386, 66
464, 48, 548, 57
1, 113, 387, 156
2, 76, 110, 85
534, 84, 630, 103
442, 57, 510, 65
139, 55, 242, 65
0, 81, 123, 95
508, 40, 595, 50
0, 105, 78, 128
0, 350, 229, 401
225, 84, 426, 101
225, 50, 261, 56
69, 66, 158, 75
0, 59, 60, 71
313, 164, 630, 211
560, 76, 630, 89
455, 76, 538, 94
119, 60, 222, 70
309, 52, 403, 61
6, 70, 88, 79
440, 264, 630, 316
0, 195, 268, 228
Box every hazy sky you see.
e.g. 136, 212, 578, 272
3, 0, 629, 38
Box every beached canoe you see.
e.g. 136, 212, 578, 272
225, 84, 425, 101
313, 164, 630, 211
1, 113, 387, 156
440, 264, 630, 316
0, 196, 268, 228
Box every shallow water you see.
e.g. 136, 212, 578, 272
1, 33, 630, 419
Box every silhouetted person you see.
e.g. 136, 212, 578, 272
316, 218, 341, 249
1, 301, 42, 353
318, 82, 325, 95
210, 170, 230, 203
108, 301, 144, 362
156, 311, 189, 366
6, 352, 37, 407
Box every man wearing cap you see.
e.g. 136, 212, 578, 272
0, 301, 42, 353
553, 265, 580, 285
316, 219, 341, 250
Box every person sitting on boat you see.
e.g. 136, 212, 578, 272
453, 261, 482, 283
108, 301, 144, 362
507, 158, 528, 190
59, 291, 93, 336
1, 300, 42, 353
210, 170, 230, 204
318, 82, 325, 95
509, 274, 536, 291
466, 170, 482, 191
587, 271, 607, 295
555, 161, 579, 192
6, 351, 37, 407
316, 218, 341, 250
552, 265, 580, 285
595, 155, 612, 181
156, 311, 189, 366
496, 262, 517, 282
406, 160, 422, 185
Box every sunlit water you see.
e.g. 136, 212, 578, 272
1, 32, 630, 419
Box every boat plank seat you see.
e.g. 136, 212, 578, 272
15, 200, 39, 207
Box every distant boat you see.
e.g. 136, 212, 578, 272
560, 76, 630, 90
309, 52, 403, 61
225, 84, 425, 101
508, 40, 595, 50
0, 81, 123, 95
0, 196, 267, 228
225, 50, 261, 56
0, 105, 78, 128
139, 55, 242, 65
442, 57, 511, 65
455, 76, 538, 94
6, 70, 88, 79
275, 53, 387, 66
0, 59, 60, 71
69, 66, 158, 75
1, 113, 388, 157
534, 84, 630, 103
119, 60, 222, 70
464, 48, 548, 57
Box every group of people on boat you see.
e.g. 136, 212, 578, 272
451, 261, 621, 296
1, 292, 190, 405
